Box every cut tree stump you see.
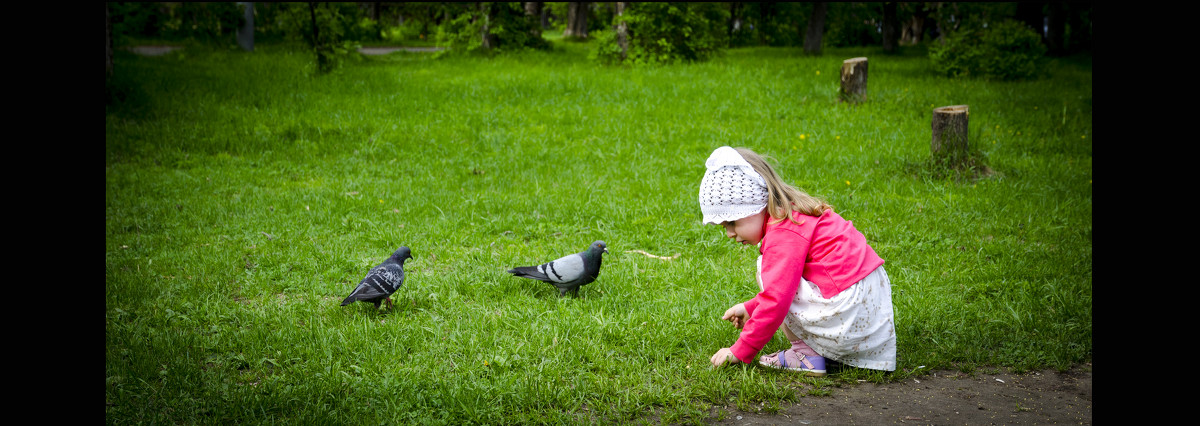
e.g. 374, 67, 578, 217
931, 105, 969, 164
840, 57, 868, 103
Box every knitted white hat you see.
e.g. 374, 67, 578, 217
698, 146, 768, 225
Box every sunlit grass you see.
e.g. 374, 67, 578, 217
106, 41, 1091, 423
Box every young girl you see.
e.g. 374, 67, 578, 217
700, 146, 896, 375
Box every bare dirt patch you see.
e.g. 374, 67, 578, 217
712, 364, 1091, 425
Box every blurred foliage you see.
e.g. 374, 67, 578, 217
107, 2, 1089, 73
108, 2, 241, 45
591, 2, 727, 66
437, 2, 549, 56
271, 3, 365, 73
929, 19, 1047, 80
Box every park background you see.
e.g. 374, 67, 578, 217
105, 2, 1092, 424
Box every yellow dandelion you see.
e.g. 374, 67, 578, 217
800, 134, 806, 140
835, 136, 841, 140
816, 70, 820, 75
845, 180, 851, 186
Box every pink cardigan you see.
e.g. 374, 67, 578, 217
728, 209, 884, 364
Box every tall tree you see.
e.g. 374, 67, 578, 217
803, 2, 827, 54
236, 2, 254, 52
308, 2, 326, 71
106, 2, 113, 78
882, 2, 898, 52
614, 2, 628, 60
1045, 1, 1065, 56
563, 2, 589, 38
479, 2, 496, 50
524, 2, 543, 38
727, 1, 740, 43
900, 3, 932, 45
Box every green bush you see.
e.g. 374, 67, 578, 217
592, 2, 727, 66
109, 2, 241, 44
437, 3, 547, 55
272, 3, 363, 73
382, 18, 433, 44
929, 20, 1046, 80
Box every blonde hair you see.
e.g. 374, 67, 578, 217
734, 147, 832, 224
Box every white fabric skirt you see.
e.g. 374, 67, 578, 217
757, 256, 897, 371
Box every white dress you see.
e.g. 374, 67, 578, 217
757, 256, 897, 371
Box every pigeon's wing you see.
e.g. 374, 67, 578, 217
533, 253, 586, 284
341, 264, 403, 305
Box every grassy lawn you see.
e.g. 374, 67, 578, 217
105, 39, 1091, 424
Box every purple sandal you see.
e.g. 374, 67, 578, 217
759, 349, 826, 376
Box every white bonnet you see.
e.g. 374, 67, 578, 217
698, 146, 768, 225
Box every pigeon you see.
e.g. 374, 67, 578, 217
341, 246, 413, 310
507, 241, 608, 297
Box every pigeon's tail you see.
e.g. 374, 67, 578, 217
508, 266, 549, 281
340, 295, 358, 306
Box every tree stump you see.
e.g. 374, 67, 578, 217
840, 57, 868, 103
931, 105, 970, 163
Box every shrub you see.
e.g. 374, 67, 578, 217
272, 3, 363, 73
437, 3, 548, 56
591, 2, 728, 66
929, 20, 1046, 80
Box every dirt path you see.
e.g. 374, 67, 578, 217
711, 364, 1092, 425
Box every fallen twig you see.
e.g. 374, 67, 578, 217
624, 250, 680, 260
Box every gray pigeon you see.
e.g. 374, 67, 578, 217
341, 246, 413, 309
508, 241, 608, 297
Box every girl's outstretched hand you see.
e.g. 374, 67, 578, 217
721, 303, 748, 329
710, 348, 742, 367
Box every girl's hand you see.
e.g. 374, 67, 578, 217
710, 348, 742, 367
721, 303, 748, 329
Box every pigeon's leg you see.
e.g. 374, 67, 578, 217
386, 297, 393, 310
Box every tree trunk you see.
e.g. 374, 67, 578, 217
615, 2, 628, 60
1045, 2, 1066, 56
480, 2, 497, 50
840, 57, 868, 103
901, 5, 930, 45
309, 2, 326, 72
882, 2, 898, 53
106, 2, 113, 78
564, 2, 589, 38
1066, 2, 1091, 54
237, 2, 255, 52
931, 105, 970, 164
803, 2, 827, 55
728, 2, 742, 45
525, 2, 543, 37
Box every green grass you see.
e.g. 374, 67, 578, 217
106, 41, 1092, 424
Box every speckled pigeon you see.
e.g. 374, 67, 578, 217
507, 241, 608, 297
341, 246, 413, 309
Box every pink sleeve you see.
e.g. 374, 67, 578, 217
729, 229, 810, 364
